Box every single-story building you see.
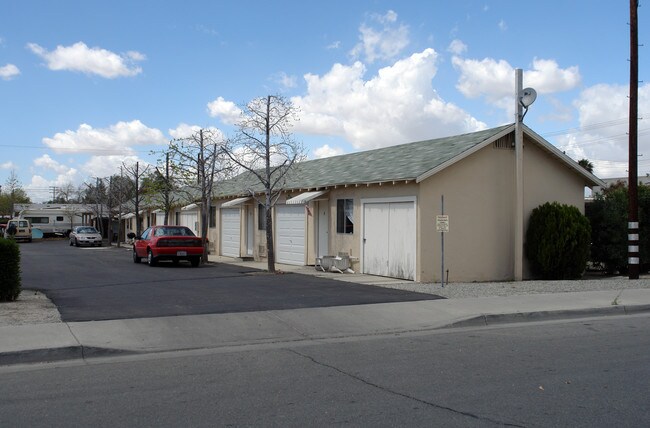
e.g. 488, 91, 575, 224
211, 124, 604, 283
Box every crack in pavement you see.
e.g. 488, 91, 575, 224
287, 349, 526, 427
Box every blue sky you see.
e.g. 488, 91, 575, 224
1, 0, 648, 202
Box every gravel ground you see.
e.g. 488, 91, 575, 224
0, 290, 61, 327
375, 274, 650, 299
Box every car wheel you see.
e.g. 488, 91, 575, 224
75, 238, 80, 247
147, 249, 158, 267
132, 247, 141, 263
190, 256, 201, 267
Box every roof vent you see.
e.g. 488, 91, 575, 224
493, 134, 514, 150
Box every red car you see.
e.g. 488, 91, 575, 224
131, 226, 204, 267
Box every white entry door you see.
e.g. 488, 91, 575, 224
276, 205, 305, 265
221, 208, 241, 257
317, 201, 329, 257
363, 200, 415, 280
246, 207, 254, 256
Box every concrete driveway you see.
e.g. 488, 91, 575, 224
20, 240, 440, 322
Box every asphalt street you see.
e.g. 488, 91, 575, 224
19, 240, 440, 322
2, 314, 649, 427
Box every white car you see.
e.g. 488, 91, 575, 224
69, 226, 103, 247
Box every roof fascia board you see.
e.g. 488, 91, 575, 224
416, 125, 515, 183
522, 124, 606, 188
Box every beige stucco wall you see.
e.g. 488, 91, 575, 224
419, 136, 588, 283
419, 144, 516, 283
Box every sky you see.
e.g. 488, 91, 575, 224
1, 0, 649, 202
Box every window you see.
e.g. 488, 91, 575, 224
258, 204, 267, 231
56, 216, 64, 221
336, 199, 354, 234
24, 216, 49, 224
209, 206, 216, 228
141, 227, 151, 240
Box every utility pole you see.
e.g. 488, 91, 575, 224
629, 0, 640, 279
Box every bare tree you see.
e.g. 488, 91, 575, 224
166, 128, 230, 264
142, 152, 180, 225
61, 205, 82, 235
223, 95, 305, 273
121, 161, 150, 236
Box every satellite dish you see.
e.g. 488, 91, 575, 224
520, 87, 537, 108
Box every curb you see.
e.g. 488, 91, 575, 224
0, 346, 134, 367
446, 304, 650, 329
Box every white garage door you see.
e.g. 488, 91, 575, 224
221, 208, 241, 258
180, 212, 199, 236
155, 212, 166, 226
276, 205, 305, 265
363, 201, 415, 280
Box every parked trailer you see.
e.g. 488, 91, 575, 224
14, 204, 90, 236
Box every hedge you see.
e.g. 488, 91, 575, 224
0, 238, 21, 301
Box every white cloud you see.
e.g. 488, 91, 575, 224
207, 96, 242, 124
33, 154, 69, 174
447, 39, 467, 55
349, 10, 409, 63
313, 144, 345, 159
27, 41, 144, 78
82, 155, 142, 178
555, 83, 650, 178
498, 20, 507, 31
1, 161, 17, 170
43, 120, 167, 155
0, 63, 20, 80
292, 48, 486, 150
168, 123, 225, 141
272, 71, 297, 89
326, 41, 341, 50
452, 56, 581, 117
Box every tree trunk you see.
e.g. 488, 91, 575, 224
265, 193, 275, 273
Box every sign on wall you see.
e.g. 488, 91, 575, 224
436, 215, 449, 233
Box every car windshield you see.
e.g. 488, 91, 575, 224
154, 227, 194, 237
79, 227, 98, 233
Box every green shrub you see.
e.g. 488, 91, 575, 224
525, 202, 591, 279
586, 183, 649, 274
0, 238, 21, 301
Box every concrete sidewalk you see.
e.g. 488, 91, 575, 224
3, 286, 650, 366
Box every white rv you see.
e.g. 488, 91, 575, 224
14, 204, 94, 236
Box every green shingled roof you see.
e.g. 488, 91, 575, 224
215, 124, 512, 198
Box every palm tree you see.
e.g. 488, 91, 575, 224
578, 159, 594, 174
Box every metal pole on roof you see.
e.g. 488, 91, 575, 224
514, 69, 524, 281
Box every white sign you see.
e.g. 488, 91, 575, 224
436, 215, 449, 232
